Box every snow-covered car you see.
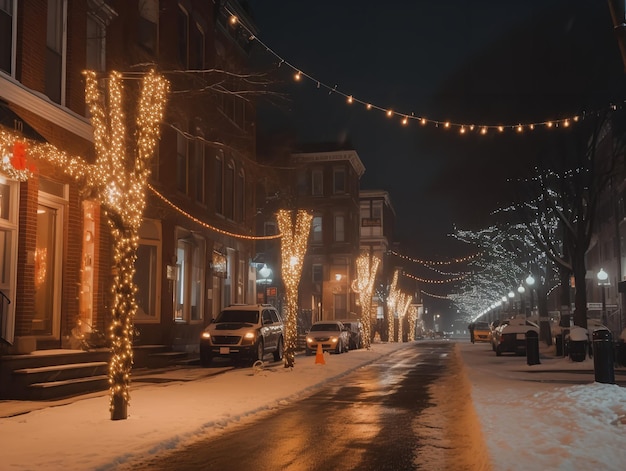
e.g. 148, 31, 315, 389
472, 321, 491, 343
337, 319, 363, 349
199, 304, 284, 366
305, 321, 350, 355
492, 317, 539, 356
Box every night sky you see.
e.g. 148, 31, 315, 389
245, 1, 626, 318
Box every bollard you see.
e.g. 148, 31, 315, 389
526, 330, 540, 365
555, 334, 563, 357
592, 330, 615, 384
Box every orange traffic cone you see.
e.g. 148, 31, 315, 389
315, 343, 325, 365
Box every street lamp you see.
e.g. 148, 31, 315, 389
597, 268, 609, 325
525, 274, 535, 317
508, 291, 515, 317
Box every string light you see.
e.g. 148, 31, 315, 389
404, 272, 466, 284
388, 249, 480, 266
222, 5, 599, 134
83, 69, 169, 420
351, 253, 380, 350
421, 290, 451, 300
276, 209, 312, 368
148, 184, 281, 240
407, 305, 418, 341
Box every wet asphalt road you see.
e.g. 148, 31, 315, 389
126, 341, 456, 471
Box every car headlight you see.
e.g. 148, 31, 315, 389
306, 337, 313, 344
331, 337, 338, 343
201, 332, 211, 340
244, 332, 256, 340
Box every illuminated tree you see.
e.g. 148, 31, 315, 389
351, 252, 380, 349
396, 293, 412, 342
276, 209, 312, 367
407, 305, 418, 341
386, 269, 400, 342
84, 70, 169, 420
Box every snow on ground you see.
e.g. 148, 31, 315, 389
0, 340, 625, 470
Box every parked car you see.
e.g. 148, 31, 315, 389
337, 319, 363, 349
199, 304, 284, 366
305, 321, 350, 355
492, 317, 539, 356
472, 321, 491, 343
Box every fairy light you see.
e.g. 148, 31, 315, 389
84, 69, 169, 420
347, 95, 353, 104
294, 71, 301, 81
387, 269, 399, 342
351, 253, 380, 350
404, 272, 466, 284
396, 293, 412, 343
148, 184, 281, 240
220, 4, 597, 135
388, 249, 480, 266
276, 209, 312, 368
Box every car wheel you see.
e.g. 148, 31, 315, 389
273, 336, 284, 362
200, 348, 212, 367
256, 339, 265, 362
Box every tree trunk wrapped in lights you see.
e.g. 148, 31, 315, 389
396, 293, 412, 343
276, 209, 312, 368
386, 269, 400, 342
407, 305, 418, 341
351, 252, 380, 349
84, 70, 169, 420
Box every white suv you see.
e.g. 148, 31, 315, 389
199, 304, 284, 366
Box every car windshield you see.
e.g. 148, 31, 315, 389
310, 323, 340, 332
215, 310, 259, 324
474, 322, 490, 330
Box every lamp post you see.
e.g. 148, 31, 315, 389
597, 268, 609, 325
525, 274, 535, 318
508, 291, 515, 317
517, 285, 526, 316
258, 264, 272, 304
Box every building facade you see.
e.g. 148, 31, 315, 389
0, 0, 259, 357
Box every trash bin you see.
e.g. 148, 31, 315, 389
555, 334, 563, 357
526, 330, 540, 365
592, 330, 615, 384
568, 327, 588, 362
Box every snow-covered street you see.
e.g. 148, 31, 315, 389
1, 340, 625, 470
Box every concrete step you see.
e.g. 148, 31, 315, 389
27, 375, 109, 400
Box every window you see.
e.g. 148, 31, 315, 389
296, 171, 307, 196
86, 0, 114, 73
193, 140, 206, 204
235, 168, 245, 222
333, 167, 346, 194
176, 127, 188, 193
215, 153, 223, 215
138, 0, 158, 53
224, 160, 235, 220
177, 5, 189, 67
46, 0, 66, 104
333, 293, 347, 318
312, 169, 323, 196
334, 215, 345, 242
174, 230, 205, 322
135, 219, 162, 322
0, 0, 14, 74
192, 22, 205, 70
311, 216, 323, 243
312, 264, 323, 283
